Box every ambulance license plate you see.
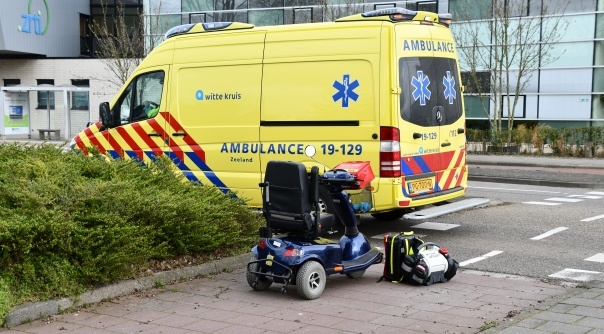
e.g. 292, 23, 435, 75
408, 179, 433, 193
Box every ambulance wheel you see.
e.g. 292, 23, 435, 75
346, 270, 365, 279
318, 186, 341, 225
246, 262, 273, 291
296, 261, 326, 300
371, 209, 406, 221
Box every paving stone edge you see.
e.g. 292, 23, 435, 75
481, 279, 596, 333
3, 253, 252, 328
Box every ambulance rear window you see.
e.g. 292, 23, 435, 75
399, 57, 462, 127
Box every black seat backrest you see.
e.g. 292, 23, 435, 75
262, 160, 325, 237
264, 161, 312, 217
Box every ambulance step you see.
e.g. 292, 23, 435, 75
402, 198, 490, 220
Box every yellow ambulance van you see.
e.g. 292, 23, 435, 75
72, 8, 467, 221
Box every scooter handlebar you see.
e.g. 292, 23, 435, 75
320, 169, 360, 188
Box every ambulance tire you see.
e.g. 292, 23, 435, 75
296, 261, 326, 300
371, 209, 406, 221
246, 261, 273, 291
318, 186, 341, 225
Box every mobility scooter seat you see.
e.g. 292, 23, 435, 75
262, 161, 334, 237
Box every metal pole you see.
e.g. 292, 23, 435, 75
46, 90, 50, 129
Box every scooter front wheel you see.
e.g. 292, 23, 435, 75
296, 261, 326, 300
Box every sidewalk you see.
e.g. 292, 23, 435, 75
0, 257, 584, 334
2, 254, 603, 334
467, 154, 604, 189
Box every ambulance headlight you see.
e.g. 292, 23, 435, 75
69, 138, 77, 151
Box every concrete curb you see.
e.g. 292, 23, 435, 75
3, 253, 251, 328
468, 175, 602, 189
467, 156, 604, 170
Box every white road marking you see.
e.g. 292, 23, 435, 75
549, 268, 604, 282
586, 191, 604, 195
568, 195, 602, 199
585, 253, 604, 263
459, 251, 503, 267
545, 197, 584, 203
410, 222, 460, 231
530, 227, 568, 240
522, 201, 562, 206
581, 214, 604, 222
469, 186, 560, 194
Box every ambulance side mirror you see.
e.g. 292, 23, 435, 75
99, 102, 112, 128
305, 145, 330, 173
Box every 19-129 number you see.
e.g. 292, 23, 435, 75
321, 144, 363, 155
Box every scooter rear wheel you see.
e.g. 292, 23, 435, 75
296, 261, 326, 300
247, 261, 273, 291
346, 270, 365, 279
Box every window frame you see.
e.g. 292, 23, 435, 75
71, 79, 90, 110
36, 79, 55, 110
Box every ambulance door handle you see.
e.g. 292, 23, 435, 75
441, 142, 451, 147
147, 133, 161, 137
413, 133, 422, 139
457, 128, 465, 134
172, 132, 186, 137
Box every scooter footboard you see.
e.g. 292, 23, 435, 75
341, 250, 383, 274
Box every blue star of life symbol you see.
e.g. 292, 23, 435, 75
411, 71, 431, 106
332, 74, 359, 108
443, 71, 456, 104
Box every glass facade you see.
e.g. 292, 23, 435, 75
450, 0, 604, 127
142, 0, 604, 127
90, 0, 144, 56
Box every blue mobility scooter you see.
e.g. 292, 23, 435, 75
246, 146, 383, 300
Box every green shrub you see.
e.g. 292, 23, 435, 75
0, 143, 263, 323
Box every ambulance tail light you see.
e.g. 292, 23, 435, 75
380, 126, 401, 178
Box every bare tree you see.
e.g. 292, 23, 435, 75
320, 0, 364, 22
91, 1, 167, 88
453, 0, 569, 134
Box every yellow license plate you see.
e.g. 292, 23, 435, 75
408, 179, 433, 193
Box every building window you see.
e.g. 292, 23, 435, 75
461, 71, 491, 94
182, 0, 213, 12
90, 0, 143, 56
249, 9, 284, 26
3, 79, 20, 87
450, 0, 493, 20
80, 14, 92, 56
37, 79, 55, 109
71, 79, 90, 110
417, 1, 438, 13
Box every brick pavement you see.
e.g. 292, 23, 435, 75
494, 281, 604, 334
2, 264, 573, 334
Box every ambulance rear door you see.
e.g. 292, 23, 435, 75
396, 24, 464, 199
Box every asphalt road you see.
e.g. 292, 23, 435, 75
351, 162, 604, 283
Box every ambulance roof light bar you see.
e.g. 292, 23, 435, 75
361, 8, 453, 26
361, 8, 417, 20
164, 23, 195, 39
